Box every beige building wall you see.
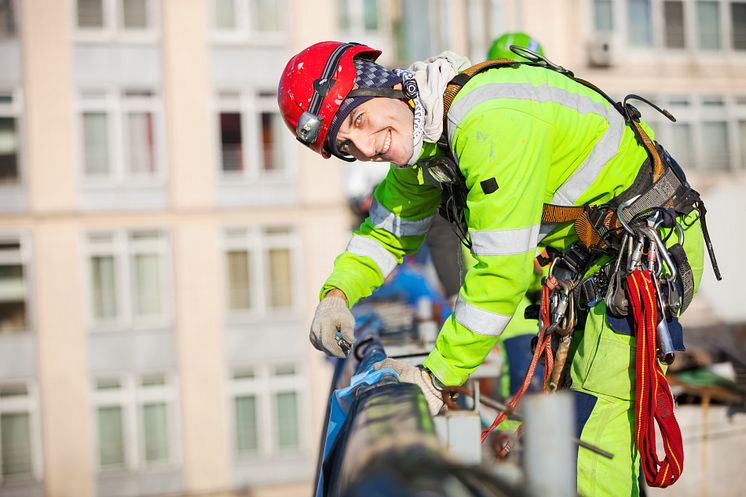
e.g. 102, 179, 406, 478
35, 222, 94, 497
20, 1, 93, 497
22, 0, 78, 212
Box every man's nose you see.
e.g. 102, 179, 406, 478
350, 133, 376, 159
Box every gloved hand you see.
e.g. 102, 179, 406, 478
309, 293, 355, 357
374, 358, 445, 416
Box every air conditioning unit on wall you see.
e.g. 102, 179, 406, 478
587, 32, 617, 68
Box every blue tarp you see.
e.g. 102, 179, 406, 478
315, 341, 396, 497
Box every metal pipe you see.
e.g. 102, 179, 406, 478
523, 393, 576, 497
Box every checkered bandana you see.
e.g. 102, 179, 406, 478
327, 58, 402, 156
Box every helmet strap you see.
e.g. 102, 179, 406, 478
346, 88, 407, 100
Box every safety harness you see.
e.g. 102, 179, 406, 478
428, 48, 721, 488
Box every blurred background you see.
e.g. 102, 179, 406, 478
0, 0, 745, 496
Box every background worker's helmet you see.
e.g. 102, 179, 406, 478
278, 41, 382, 159
487, 32, 544, 61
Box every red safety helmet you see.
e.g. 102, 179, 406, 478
278, 41, 382, 159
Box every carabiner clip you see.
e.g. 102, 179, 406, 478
509, 45, 574, 76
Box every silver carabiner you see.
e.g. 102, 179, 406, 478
639, 226, 678, 283
616, 194, 642, 235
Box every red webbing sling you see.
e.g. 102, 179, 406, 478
626, 270, 684, 488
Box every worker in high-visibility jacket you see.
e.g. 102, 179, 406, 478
485, 31, 548, 398
278, 41, 704, 496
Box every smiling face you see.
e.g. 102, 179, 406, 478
333, 90, 414, 166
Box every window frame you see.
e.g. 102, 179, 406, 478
0, 232, 32, 334
215, 90, 295, 184
0, 381, 42, 482
77, 88, 167, 187
91, 373, 180, 472
228, 362, 307, 460
337, 0, 384, 35
643, 93, 746, 173
222, 225, 302, 321
0, 88, 23, 189
592, 0, 746, 56
84, 229, 173, 332
210, 0, 291, 46
73, 0, 160, 44
0, 0, 17, 40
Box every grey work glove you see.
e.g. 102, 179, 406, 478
374, 358, 445, 416
309, 296, 355, 357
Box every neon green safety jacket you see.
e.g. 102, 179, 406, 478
321, 64, 704, 386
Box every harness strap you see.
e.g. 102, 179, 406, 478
441, 57, 707, 309
442, 59, 518, 121
627, 270, 684, 488
668, 244, 695, 314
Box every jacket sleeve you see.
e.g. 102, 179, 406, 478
424, 108, 552, 385
321, 164, 442, 306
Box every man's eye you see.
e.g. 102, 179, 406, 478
355, 113, 363, 125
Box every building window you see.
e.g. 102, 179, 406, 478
700, 120, 730, 169
75, 0, 159, 39
628, 0, 653, 46
594, 0, 615, 31
663, 0, 686, 47
121, 0, 148, 29
697, 0, 722, 48
93, 374, 176, 471
230, 363, 304, 458
77, 0, 105, 28
224, 226, 299, 317
338, 0, 380, 33
733, 2, 746, 49
87, 230, 171, 330
259, 106, 285, 174
79, 89, 164, 185
0, 383, 39, 481
216, 91, 290, 181
0, 236, 29, 333
219, 111, 243, 172
645, 95, 746, 173
0, 0, 16, 38
0, 90, 21, 187
594, 0, 746, 53
211, 0, 289, 42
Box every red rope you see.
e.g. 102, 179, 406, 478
481, 278, 555, 444
627, 270, 684, 487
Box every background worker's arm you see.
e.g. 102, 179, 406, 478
311, 164, 441, 356
321, 164, 441, 306
424, 108, 552, 386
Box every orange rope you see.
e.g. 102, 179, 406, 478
481, 278, 556, 444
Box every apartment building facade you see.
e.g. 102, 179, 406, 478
0, 1, 743, 497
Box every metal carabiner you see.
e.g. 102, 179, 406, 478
616, 195, 642, 235
639, 226, 678, 283
509, 46, 574, 76
627, 235, 645, 273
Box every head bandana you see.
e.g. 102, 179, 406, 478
327, 58, 401, 155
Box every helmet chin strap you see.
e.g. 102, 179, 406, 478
346, 88, 408, 100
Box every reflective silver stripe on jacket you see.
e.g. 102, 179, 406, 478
447, 82, 625, 207
454, 297, 511, 336
346, 235, 397, 279
369, 198, 434, 237
470, 224, 540, 256
538, 222, 558, 243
